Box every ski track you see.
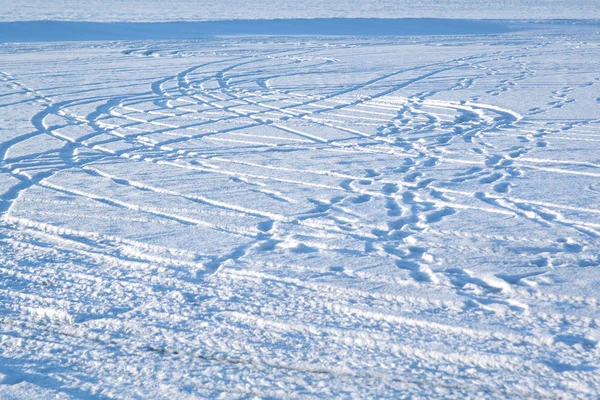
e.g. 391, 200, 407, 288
1, 28, 600, 399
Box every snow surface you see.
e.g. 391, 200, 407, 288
2, 0, 600, 21
0, 18, 600, 399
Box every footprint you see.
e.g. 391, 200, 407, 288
351, 194, 371, 204
423, 157, 438, 167
437, 135, 452, 144
257, 220, 274, 232
259, 239, 280, 251
404, 171, 422, 183
509, 148, 527, 158
493, 182, 510, 193
485, 154, 512, 167
339, 179, 353, 191
425, 207, 456, 223
402, 191, 415, 204
416, 178, 435, 189
364, 169, 379, 178
383, 183, 399, 194
557, 238, 583, 253
455, 167, 482, 176
386, 198, 402, 216
396, 260, 433, 283
479, 173, 503, 184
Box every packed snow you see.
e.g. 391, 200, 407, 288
0, 16, 600, 399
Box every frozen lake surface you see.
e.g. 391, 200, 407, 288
0, 18, 600, 398
2, 0, 600, 21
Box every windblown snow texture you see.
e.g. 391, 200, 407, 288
0, 19, 599, 399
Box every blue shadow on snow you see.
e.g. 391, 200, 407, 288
0, 19, 516, 42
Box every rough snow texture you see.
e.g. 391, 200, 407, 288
1, 23, 600, 398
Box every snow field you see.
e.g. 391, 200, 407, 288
0, 24, 600, 398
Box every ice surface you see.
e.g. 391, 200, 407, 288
0, 19, 517, 42
0, 14, 599, 400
